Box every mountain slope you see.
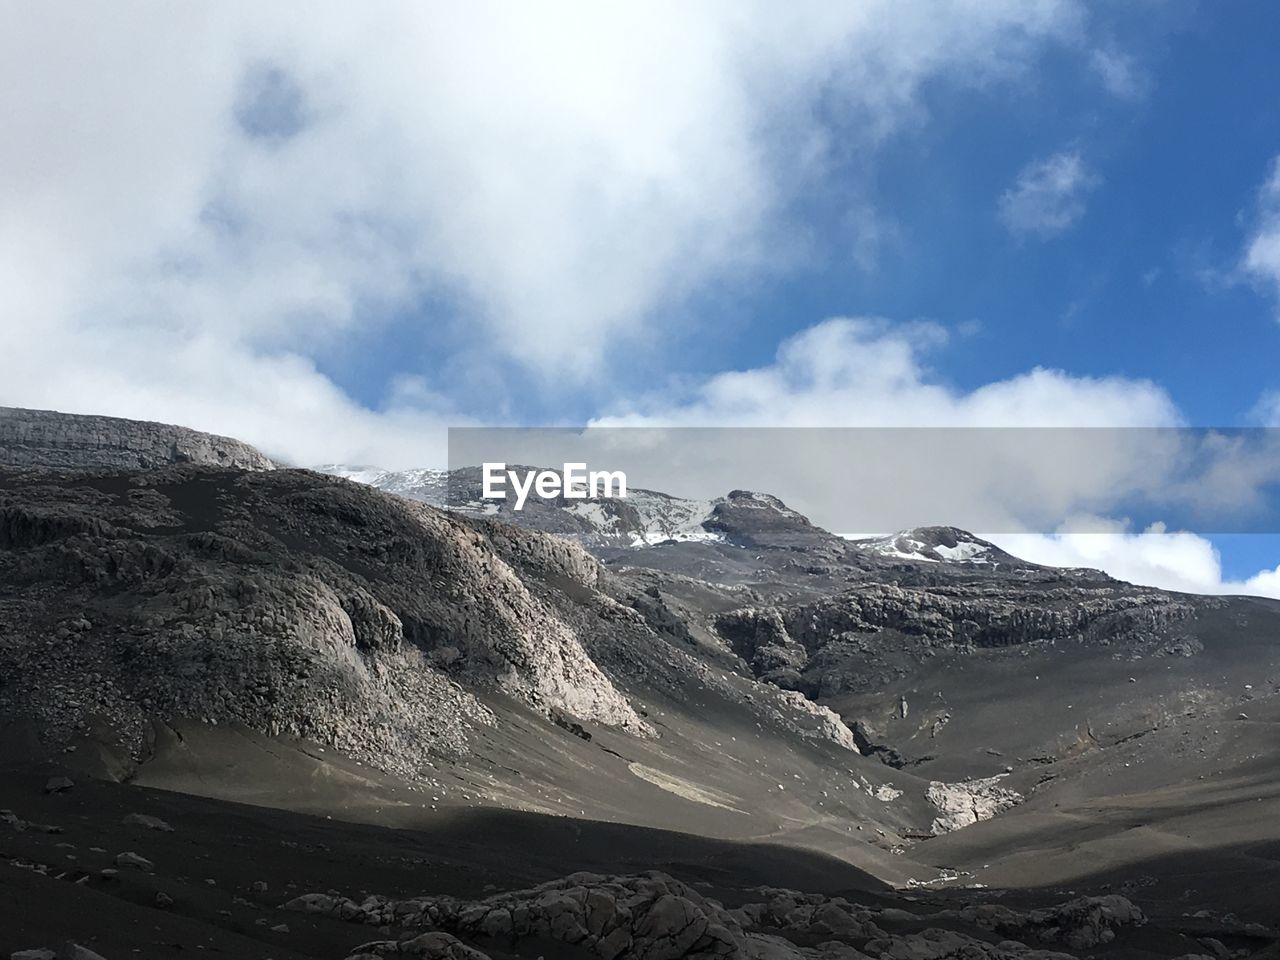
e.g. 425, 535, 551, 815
3, 421, 1279, 954
0, 464, 932, 847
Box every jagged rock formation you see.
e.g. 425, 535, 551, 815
0, 406, 277, 471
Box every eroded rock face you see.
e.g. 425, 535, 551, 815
716, 608, 810, 690
0, 406, 277, 471
715, 582, 1205, 702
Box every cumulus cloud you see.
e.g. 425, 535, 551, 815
595, 317, 1179, 428
0, 1, 1090, 464
998, 150, 1099, 239
569, 318, 1280, 549
994, 522, 1280, 599
1242, 155, 1280, 313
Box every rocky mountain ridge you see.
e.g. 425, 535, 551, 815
0, 406, 277, 472
316, 464, 1102, 580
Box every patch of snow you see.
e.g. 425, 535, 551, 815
934, 540, 993, 564
857, 533, 939, 563
316, 464, 449, 506
854, 530, 999, 565
625, 490, 722, 546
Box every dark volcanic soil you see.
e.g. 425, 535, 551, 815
4, 744, 1276, 960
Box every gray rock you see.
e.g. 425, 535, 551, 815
926, 777, 1023, 834
113, 851, 153, 871
123, 813, 173, 832
347, 932, 492, 959
60, 946, 110, 960
43, 776, 73, 794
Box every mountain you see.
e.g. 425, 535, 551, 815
2, 414, 1279, 957
849, 526, 1026, 567
318, 463, 728, 548
315, 465, 1098, 577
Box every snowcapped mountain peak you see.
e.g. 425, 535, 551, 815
313, 463, 722, 547
312, 467, 1084, 577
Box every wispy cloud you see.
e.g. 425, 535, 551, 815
998, 150, 1099, 239
1241, 156, 1280, 315
1089, 47, 1147, 100
1254, 390, 1280, 426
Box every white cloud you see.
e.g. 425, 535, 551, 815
998, 150, 1099, 239
577, 318, 1280, 554
1242, 155, 1280, 313
0, 1, 1089, 463
596, 317, 1179, 428
571, 317, 1198, 534
994, 522, 1280, 599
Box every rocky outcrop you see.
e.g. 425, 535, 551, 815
775, 690, 861, 753
926, 777, 1023, 834
953, 895, 1146, 950
716, 583, 1208, 701
780, 583, 1199, 654
298, 870, 755, 960
290, 870, 1146, 960
0, 406, 276, 471
716, 608, 810, 690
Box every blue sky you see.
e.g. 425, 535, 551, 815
3, 2, 1280, 594
300, 1, 1280, 429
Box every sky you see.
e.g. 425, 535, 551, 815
3, 1, 1280, 596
